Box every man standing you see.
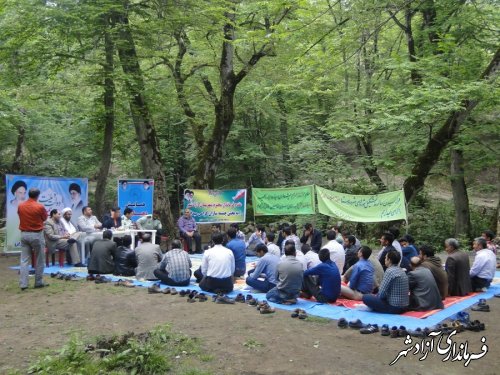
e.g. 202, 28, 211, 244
87, 230, 116, 275
198, 233, 235, 293
246, 243, 279, 292
300, 223, 323, 252
444, 238, 472, 296
18, 188, 48, 290
177, 209, 201, 253
470, 237, 496, 291
135, 233, 162, 280
154, 239, 192, 286
44, 209, 83, 267
362, 250, 409, 314
323, 230, 345, 275
226, 227, 246, 277
302, 248, 341, 303
266, 243, 304, 304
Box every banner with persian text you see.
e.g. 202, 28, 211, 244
117, 179, 154, 221
316, 186, 407, 222
4, 174, 88, 252
183, 189, 246, 223
252, 185, 316, 216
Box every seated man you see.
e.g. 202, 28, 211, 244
408, 257, 444, 311
226, 227, 246, 277
340, 246, 374, 300
302, 248, 341, 303
376, 232, 396, 272
343, 253, 383, 294
177, 209, 201, 254
78, 206, 103, 257
323, 230, 345, 275
281, 239, 307, 271
246, 243, 279, 292
60, 208, 86, 264
280, 226, 302, 255
137, 210, 163, 244
135, 233, 162, 280
470, 237, 496, 291
114, 235, 137, 276
230, 223, 246, 241
196, 233, 235, 293
265, 232, 281, 257
400, 234, 418, 264
300, 223, 323, 252
245, 224, 266, 256
44, 209, 83, 267
154, 239, 192, 286
208, 224, 228, 247
266, 243, 304, 304
419, 245, 448, 300
343, 235, 359, 273
121, 207, 135, 229
88, 230, 116, 274
302, 244, 321, 269
444, 238, 472, 296
362, 250, 409, 314
481, 229, 498, 254
102, 207, 122, 229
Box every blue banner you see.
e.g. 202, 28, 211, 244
117, 179, 154, 221
4, 174, 88, 252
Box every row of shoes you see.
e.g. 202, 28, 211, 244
50, 272, 83, 281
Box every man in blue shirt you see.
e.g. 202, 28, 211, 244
177, 209, 202, 254
340, 246, 374, 300
301, 248, 341, 303
226, 227, 246, 277
246, 243, 280, 292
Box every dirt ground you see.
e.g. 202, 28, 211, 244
0, 254, 498, 375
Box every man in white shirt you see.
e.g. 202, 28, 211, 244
265, 232, 281, 258
77, 206, 102, 256
301, 244, 321, 269
61, 207, 86, 265
323, 230, 345, 274
470, 237, 496, 291
196, 233, 235, 293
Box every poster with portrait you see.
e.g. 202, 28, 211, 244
4, 174, 88, 253
117, 179, 154, 222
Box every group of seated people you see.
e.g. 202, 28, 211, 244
43, 205, 163, 266
79, 215, 499, 314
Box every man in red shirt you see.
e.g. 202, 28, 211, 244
18, 188, 48, 290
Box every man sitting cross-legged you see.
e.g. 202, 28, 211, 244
114, 235, 137, 276
408, 256, 444, 311
88, 229, 116, 275
135, 233, 162, 281
340, 246, 374, 301
195, 233, 235, 294
226, 227, 246, 277
266, 243, 304, 304
246, 243, 280, 293
44, 209, 84, 267
362, 250, 409, 314
154, 239, 192, 286
301, 248, 341, 303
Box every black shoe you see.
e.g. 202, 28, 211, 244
471, 304, 490, 312
337, 318, 348, 328
21, 287, 28, 291
348, 319, 365, 329
67, 238, 77, 244
73, 263, 85, 267
360, 324, 379, 334
34, 284, 49, 288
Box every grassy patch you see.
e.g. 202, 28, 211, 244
242, 339, 264, 350
19, 325, 213, 375
302, 316, 331, 324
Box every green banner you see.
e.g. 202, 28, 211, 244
316, 186, 407, 223
252, 185, 315, 216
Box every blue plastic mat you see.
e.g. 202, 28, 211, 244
10, 263, 500, 330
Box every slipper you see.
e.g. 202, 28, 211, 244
360, 324, 379, 334
337, 318, 348, 328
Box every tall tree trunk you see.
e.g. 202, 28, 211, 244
11, 120, 25, 173
403, 48, 500, 203
94, 27, 115, 219
276, 90, 292, 184
450, 148, 471, 239
113, 12, 175, 236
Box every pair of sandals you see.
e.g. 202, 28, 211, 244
291, 308, 307, 319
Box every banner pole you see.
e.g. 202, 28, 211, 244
403, 188, 409, 232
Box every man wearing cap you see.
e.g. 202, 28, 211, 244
18, 188, 48, 290
61, 208, 86, 265
44, 209, 84, 267
69, 183, 84, 225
